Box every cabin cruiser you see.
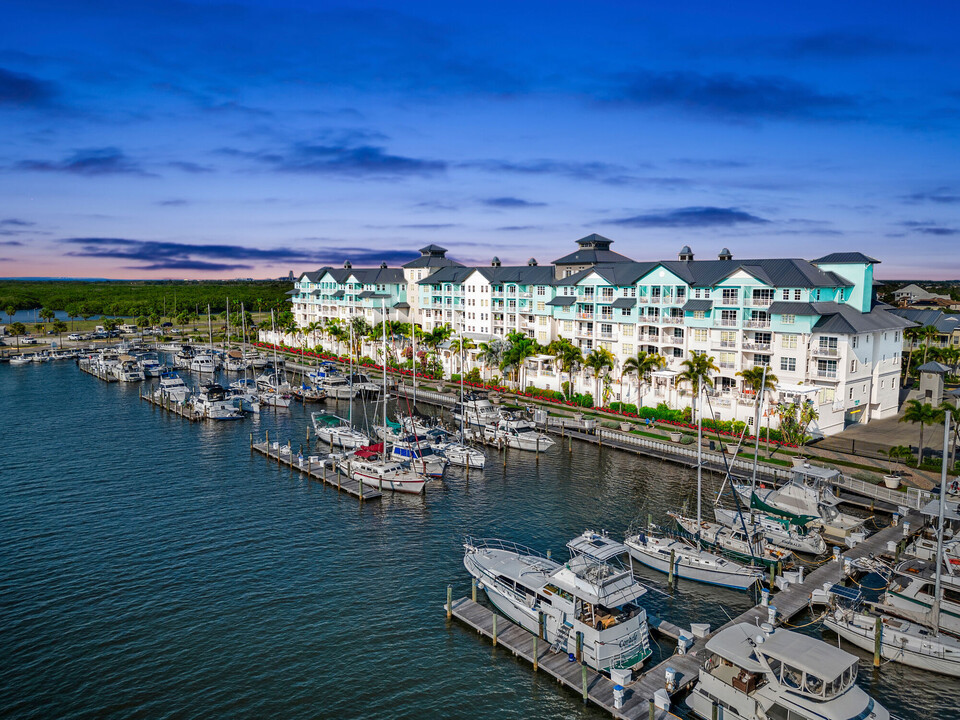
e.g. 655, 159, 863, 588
113, 354, 145, 382
247, 352, 267, 369
452, 391, 499, 429
226, 379, 260, 413
192, 383, 244, 420
259, 387, 292, 408
734, 464, 867, 541
154, 372, 191, 403
174, 345, 196, 369
318, 374, 357, 400
312, 411, 369, 449
687, 622, 889, 720
883, 557, 960, 635
31, 352, 51, 363
389, 435, 448, 477
625, 525, 763, 591
714, 508, 827, 555
223, 349, 248, 372
190, 353, 217, 374
429, 429, 486, 469
139, 352, 166, 378
464, 530, 652, 674
8, 355, 31, 366
492, 412, 554, 451
341, 444, 426, 494
347, 372, 381, 398
672, 513, 794, 568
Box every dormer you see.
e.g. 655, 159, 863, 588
678, 246, 694, 262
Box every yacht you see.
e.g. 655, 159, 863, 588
9, 355, 31, 366
154, 372, 191, 403
259, 387, 292, 408
625, 525, 763, 591
342, 444, 427, 494
493, 412, 554, 451
452, 391, 498, 429
734, 464, 867, 541
687, 622, 889, 720
432, 431, 486, 469
226, 379, 260, 413
672, 513, 794, 568
223, 349, 248, 372
319, 374, 357, 400
192, 383, 244, 420
714, 508, 827, 556
113, 354, 145, 382
190, 353, 217, 374
312, 411, 369, 450
463, 530, 653, 674
139, 353, 166, 378
347, 372, 381, 398
883, 557, 960, 635
389, 436, 448, 477
174, 345, 195, 369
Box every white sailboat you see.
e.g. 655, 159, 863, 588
826, 413, 960, 677
625, 385, 764, 591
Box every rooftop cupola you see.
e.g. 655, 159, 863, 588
491, 256, 501, 267
527, 258, 538, 266
718, 247, 732, 261
678, 245, 694, 262
343, 260, 352, 269
380, 261, 388, 268
417, 244, 448, 258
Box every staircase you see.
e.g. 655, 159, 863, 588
551, 621, 573, 653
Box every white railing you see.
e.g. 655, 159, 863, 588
832, 474, 933, 510
745, 320, 771, 329
812, 347, 839, 357
816, 369, 838, 379
742, 342, 772, 351
745, 297, 774, 307
714, 318, 739, 327
661, 316, 683, 324
663, 336, 684, 345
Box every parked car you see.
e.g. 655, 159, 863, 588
68, 333, 83, 341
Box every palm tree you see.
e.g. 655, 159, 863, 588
882, 445, 914, 473
920, 324, 940, 365
449, 335, 477, 375
583, 347, 616, 403
621, 350, 666, 404
676, 351, 719, 421
421, 323, 453, 363
51, 319, 68, 347
65, 304, 79, 330
38, 307, 55, 326
4, 305, 15, 326
477, 338, 506, 380
8, 321, 26, 352
500, 331, 539, 389
902, 325, 921, 381
350, 316, 372, 357
547, 337, 583, 400
900, 399, 939, 464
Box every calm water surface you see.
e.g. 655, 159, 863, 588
0, 362, 952, 719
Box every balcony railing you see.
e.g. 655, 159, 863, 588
742, 342, 772, 351
718, 361, 736, 369
744, 320, 771, 329
663, 336, 684, 345
638, 334, 659, 342
813, 347, 839, 357
714, 318, 739, 327
661, 316, 683, 324
638, 297, 650, 304
716, 296, 740, 306
816, 369, 838, 379
745, 297, 774, 307
577, 312, 595, 319
598, 331, 617, 340
712, 340, 738, 349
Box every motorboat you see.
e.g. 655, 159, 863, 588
341, 444, 427, 494
452, 390, 498, 429
734, 464, 867, 541
113, 354, 145, 382
190, 353, 217, 374
139, 352, 166, 377
624, 525, 763, 591
347, 372, 381, 398
154, 372, 191, 403
687, 622, 889, 720
389, 435, 447, 478
290, 382, 327, 402
463, 530, 653, 674
492, 413, 554, 451
31, 352, 51, 363
312, 411, 369, 450
672, 513, 794, 569
318, 374, 357, 399
192, 383, 244, 420
883, 557, 960, 635
223, 349, 248, 372
226, 380, 260, 413
714, 508, 827, 555
174, 345, 195, 369
259, 387, 292, 408
9, 355, 31, 366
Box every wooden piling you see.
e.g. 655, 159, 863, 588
538, 611, 545, 640
581, 664, 588, 703
712, 702, 719, 720
533, 636, 538, 671
873, 616, 882, 667
575, 631, 583, 663
668, 548, 676, 589
492, 614, 498, 646
447, 585, 452, 620
649, 700, 655, 720
472, 577, 477, 602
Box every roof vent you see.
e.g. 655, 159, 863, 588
491, 256, 501, 267
527, 257, 537, 266
380, 261, 388, 269
760, 622, 774, 636
678, 245, 694, 262
718, 248, 732, 261
343, 260, 352, 269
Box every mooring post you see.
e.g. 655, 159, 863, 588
446, 585, 452, 620
575, 631, 583, 663
873, 616, 882, 667
668, 548, 676, 589
250, 432, 253, 450
265, 429, 270, 450
648, 699, 655, 720
581, 664, 588, 703
712, 702, 719, 720
492, 614, 498, 646
472, 577, 477, 602
538, 610, 545, 640
769, 562, 776, 589
533, 635, 538, 671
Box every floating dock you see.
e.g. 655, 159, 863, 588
251, 437, 381, 501
139, 389, 202, 421
448, 511, 922, 717
78, 359, 118, 382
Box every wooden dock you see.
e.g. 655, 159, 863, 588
448, 597, 687, 720
78, 359, 118, 382
140, 388, 202, 421
251, 439, 381, 501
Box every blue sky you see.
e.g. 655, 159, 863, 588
1, 0, 959, 279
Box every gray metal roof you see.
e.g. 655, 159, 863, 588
393, 301, 410, 309
682, 299, 713, 312
356, 291, 391, 299
768, 301, 818, 315
421, 264, 555, 286
546, 296, 577, 307
552, 234, 635, 266
916, 361, 951, 374
285, 289, 298, 295
610, 297, 637, 309
812, 303, 913, 334
811, 252, 880, 264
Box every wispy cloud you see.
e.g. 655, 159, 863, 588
604, 70, 861, 122
1, 218, 34, 227
900, 220, 960, 236
603, 206, 769, 228
482, 196, 547, 208
902, 187, 960, 204
221, 142, 446, 177
156, 199, 189, 206
166, 160, 214, 174
781, 32, 921, 59
0, 240, 24, 246
16, 147, 152, 176
0, 67, 57, 107
496, 225, 542, 231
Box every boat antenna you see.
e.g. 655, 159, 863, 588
933, 410, 951, 633
382, 300, 389, 465
696, 381, 703, 550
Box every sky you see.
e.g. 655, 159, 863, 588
1, 0, 959, 280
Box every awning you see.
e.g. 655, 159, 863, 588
775, 383, 820, 395
546, 296, 576, 307
611, 297, 637, 309
651, 370, 678, 378
682, 299, 713, 312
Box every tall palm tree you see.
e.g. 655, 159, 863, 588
621, 350, 666, 404
9, 321, 26, 352
500, 331, 539, 389
477, 339, 506, 380
900, 399, 939, 464
583, 347, 615, 403
449, 335, 477, 375
920, 324, 940, 366
4, 306, 15, 326
52, 319, 68, 347
902, 325, 921, 381
676, 351, 719, 421
548, 336, 583, 399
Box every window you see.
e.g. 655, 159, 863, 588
693, 328, 708, 342
754, 354, 771, 367
781, 357, 796, 372
781, 314, 795, 324
852, 335, 859, 348
881, 379, 885, 388
625, 287, 636, 297
563, 321, 573, 332
621, 308, 632, 317
850, 359, 858, 373
622, 324, 634, 337
820, 387, 835, 404
601, 287, 614, 300
849, 387, 854, 400
538, 315, 547, 326
694, 289, 703, 299
780, 334, 798, 349
722, 288, 739, 304
694, 311, 706, 319
794, 289, 801, 300
622, 343, 634, 355
537, 302, 545, 312
537, 285, 546, 296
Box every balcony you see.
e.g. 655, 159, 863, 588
661, 315, 684, 325
742, 342, 772, 352
745, 297, 774, 308
816, 369, 839, 380
638, 333, 659, 342
663, 335, 684, 345
744, 320, 771, 329
578, 329, 594, 338
712, 340, 738, 349
716, 296, 741, 307
637, 297, 650, 304
598, 331, 617, 340
577, 312, 595, 320
812, 346, 839, 357
714, 318, 739, 327
718, 361, 736, 369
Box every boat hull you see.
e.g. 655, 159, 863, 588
625, 538, 760, 590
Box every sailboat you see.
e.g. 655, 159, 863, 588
259, 310, 292, 408
825, 413, 960, 676
435, 327, 486, 468
625, 384, 764, 591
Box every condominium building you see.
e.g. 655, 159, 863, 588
283, 235, 913, 436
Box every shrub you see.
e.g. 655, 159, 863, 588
464, 368, 482, 383
680, 435, 695, 445
450, 373, 461, 382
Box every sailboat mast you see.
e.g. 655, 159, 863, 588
382, 301, 388, 432
271, 309, 279, 391
933, 411, 952, 632
696, 382, 703, 549
750, 366, 767, 503
412, 320, 417, 405
348, 320, 354, 426
240, 302, 248, 382
459, 322, 465, 436
207, 304, 213, 351
225, 297, 229, 352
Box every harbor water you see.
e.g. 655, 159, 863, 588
0, 361, 953, 719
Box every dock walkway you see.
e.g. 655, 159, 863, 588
140, 389, 202, 421
251, 439, 381, 501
